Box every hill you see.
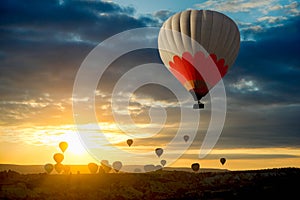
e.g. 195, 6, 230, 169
0, 167, 299, 200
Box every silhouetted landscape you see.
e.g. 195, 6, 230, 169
1, 167, 299, 200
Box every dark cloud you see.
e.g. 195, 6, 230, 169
226, 16, 300, 106
0, 0, 159, 125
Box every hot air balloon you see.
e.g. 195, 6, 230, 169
53, 153, 64, 163
160, 160, 166, 167
155, 165, 163, 171
134, 168, 142, 173
127, 139, 133, 147
183, 135, 189, 142
191, 163, 200, 172
44, 163, 54, 174
158, 10, 240, 109
98, 166, 105, 174
144, 164, 155, 172
112, 161, 123, 172
63, 165, 71, 174
54, 163, 64, 174
59, 141, 68, 153
101, 160, 112, 173
155, 148, 163, 158
88, 162, 98, 174
220, 157, 226, 165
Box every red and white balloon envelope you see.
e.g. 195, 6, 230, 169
158, 10, 240, 109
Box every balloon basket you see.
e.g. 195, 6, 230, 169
193, 102, 204, 109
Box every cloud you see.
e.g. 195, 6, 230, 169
153, 10, 175, 22
257, 16, 287, 24
194, 0, 275, 13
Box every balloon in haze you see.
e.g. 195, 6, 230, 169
220, 157, 226, 165
183, 135, 189, 142
127, 139, 133, 147
54, 163, 64, 174
44, 163, 54, 174
53, 153, 64, 163
64, 165, 71, 174
101, 160, 112, 173
191, 163, 200, 172
112, 161, 123, 172
158, 10, 240, 109
88, 162, 99, 174
155, 148, 164, 157
160, 160, 166, 167
59, 141, 68, 153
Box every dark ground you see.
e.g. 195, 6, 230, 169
0, 168, 299, 200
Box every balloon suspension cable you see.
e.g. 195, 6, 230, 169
193, 100, 204, 109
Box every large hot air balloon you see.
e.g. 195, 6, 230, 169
155, 148, 164, 158
59, 141, 68, 153
191, 163, 200, 172
53, 153, 64, 163
158, 10, 240, 109
44, 163, 54, 174
220, 157, 226, 165
127, 139, 133, 147
112, 161, 123, 172
54, 163, 64, 174
88, 162, 98, 174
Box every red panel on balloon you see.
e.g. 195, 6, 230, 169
169, 51, 228, 98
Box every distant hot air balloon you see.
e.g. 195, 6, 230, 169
101, 160, 112, 173
158, 10, 240, 109
191, 163, 200, 172
127, 139, 133, 147
155, 165, 163, 171
59, 141, 68, 153
98, 166, 105, 174
183, 135, 189, 142
144, 164, 155, 172
88, 162, 98, 174
134, 168, 142, 173
54, 163, 64, 174
44, 163, 54, 174
63, 165, 71, 174
112, 161, 123, 172
53, 153, 64, 163
155, 148, 164, 158
220, 157, 226, 165
160, 160, 166, 167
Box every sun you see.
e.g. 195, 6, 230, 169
59, 132, 87, 156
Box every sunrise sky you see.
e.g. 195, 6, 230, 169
1, 0, 300, 170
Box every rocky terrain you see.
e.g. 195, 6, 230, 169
0, 168, 299, 200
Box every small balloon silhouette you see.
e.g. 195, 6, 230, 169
183, 135, 189, 142
191, 163, 200, 172
127, 139, 133, 147
220, 157, 226, 165
160, 160, 166, 167
101, 160, 112, 173
88, 163, 98, 174
44, 163, 54, 174
155, 148, 163, 157
112, 161, 123, 172
59, 141, 68, 153
53, 153, 64, 163
54, 163, 64, 174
